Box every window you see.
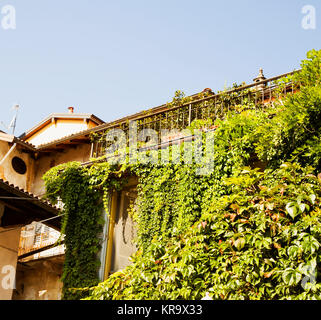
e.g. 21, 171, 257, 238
11, 156, 27, 175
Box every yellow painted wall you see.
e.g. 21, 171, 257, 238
0, 141, 34, 300
88, 120, 99, 129
26, 119, 91, 147
30, 143, 92, 197
0, 119, 98, 300
0, 141, 33, 192
0, 226, 21, 300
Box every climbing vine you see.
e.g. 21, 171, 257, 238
43, 161, 127, 299
85, 163, 321, 300
43, 49, 321, 300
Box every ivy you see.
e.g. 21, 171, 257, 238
85, 163, 321, 300
43, 162, 126, 299
43, 49, 321, 300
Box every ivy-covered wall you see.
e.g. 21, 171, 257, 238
44, 49, 321, 300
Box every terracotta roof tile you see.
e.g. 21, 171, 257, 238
0, 178, 60, 211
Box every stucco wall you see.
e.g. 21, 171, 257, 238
13, 255, 64, 300
0, 141, 34, 192
0, 227, 21, 300
30, 143, 91, 196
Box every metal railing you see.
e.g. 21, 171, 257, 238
91, 70, 299, 159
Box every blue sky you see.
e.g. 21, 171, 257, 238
0, 0, 320, 135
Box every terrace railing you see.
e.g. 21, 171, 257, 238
91, 70, 300, 159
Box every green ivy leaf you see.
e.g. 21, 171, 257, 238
282, 268, 302, 286
234, 238, 246, 250
286, 202, 298, 219
298, 203, 306, 213
287, 245, 299, 259
309, 194, 316, 205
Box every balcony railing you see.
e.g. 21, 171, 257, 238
91, 70, 300, 159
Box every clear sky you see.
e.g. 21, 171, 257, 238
0, 0, 320, 136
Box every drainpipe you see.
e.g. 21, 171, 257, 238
98, 195, 111, 281
0, 143, 17, 167
104, 192, 118, 279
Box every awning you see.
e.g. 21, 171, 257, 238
0, 179, 61, 231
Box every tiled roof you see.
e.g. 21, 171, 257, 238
14, 137, 37, 151
0, 178, 60, 211
0, 131, 37, 151
33, 70, 298, 151
35, 127, 93, 150
0, 179, 61, 231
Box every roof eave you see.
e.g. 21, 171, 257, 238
19, 113, 105, 141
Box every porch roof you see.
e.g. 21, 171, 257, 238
0, 179, 61, 231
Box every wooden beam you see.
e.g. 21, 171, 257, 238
18, 240, 64, 260
69, 139, 90, 144
38, 148, 65, 153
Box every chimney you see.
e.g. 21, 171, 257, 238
68, 106, 74, 114
253, 68, 266, 90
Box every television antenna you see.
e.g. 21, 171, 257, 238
1, 104, 20, 135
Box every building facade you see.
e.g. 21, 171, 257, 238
0, 68, 297, 300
